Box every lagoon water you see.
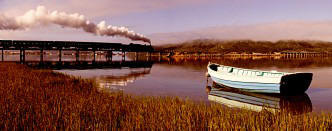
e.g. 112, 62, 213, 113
3, 53, 332, 112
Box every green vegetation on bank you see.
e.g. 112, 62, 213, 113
0, 63, 331, 130
155, 39, 332, 53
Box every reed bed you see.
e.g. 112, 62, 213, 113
0, 62, 331, 130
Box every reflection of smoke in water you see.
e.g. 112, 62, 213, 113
0, 6, 151, 43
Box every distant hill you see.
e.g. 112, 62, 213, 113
154, 39, 332, 53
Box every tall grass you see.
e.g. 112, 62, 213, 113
0, 62, 331, 130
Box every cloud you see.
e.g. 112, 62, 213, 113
0, 0, 212, 18
149, 20, 332, 44
0, 5, 151, 43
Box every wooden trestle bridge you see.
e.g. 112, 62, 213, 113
0, 40, 154, 62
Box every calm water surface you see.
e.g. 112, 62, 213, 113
6, 53, 332, 112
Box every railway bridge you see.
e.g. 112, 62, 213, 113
0, 40, 154, 62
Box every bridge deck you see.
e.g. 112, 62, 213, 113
0, 40, 153, 52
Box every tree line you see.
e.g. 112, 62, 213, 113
154, 39, 332, 53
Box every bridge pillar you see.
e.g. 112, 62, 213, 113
40, 49, 44, 62
159, 52, 162, 62
93, 50, 96, 62
110, 51, 113, 61
147, 52, 152, 61
19, 49, 22, 62
76, 49, 80, 62
1, 48, 3, 61
135, 52, 138, 61
106, 51, 112, 62
23, 49, 25, 62
59, 49, 62, 62
19, 49, 26, 63
122, 51, 126, 62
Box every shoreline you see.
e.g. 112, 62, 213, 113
154, 52, 331, 58
0, 62, 331, 129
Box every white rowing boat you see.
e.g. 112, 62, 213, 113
207, 62, 313, 94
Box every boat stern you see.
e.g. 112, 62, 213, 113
280, 73, 313, 95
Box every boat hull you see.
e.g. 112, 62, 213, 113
210, 76, 281, 93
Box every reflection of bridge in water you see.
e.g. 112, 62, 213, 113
24, 60, 154, 90
207, 83, 312, 115
96, 68, 152, 90
25, 61, 154, 70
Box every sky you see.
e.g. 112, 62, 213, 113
1, 0, 332, 45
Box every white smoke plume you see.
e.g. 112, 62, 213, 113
0, 6, 151, 43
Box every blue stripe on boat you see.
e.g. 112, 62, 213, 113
211, 76, 280, 93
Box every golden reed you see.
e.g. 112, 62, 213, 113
0, 63, 330, 130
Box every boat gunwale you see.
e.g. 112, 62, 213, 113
208, 62, 293, 76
